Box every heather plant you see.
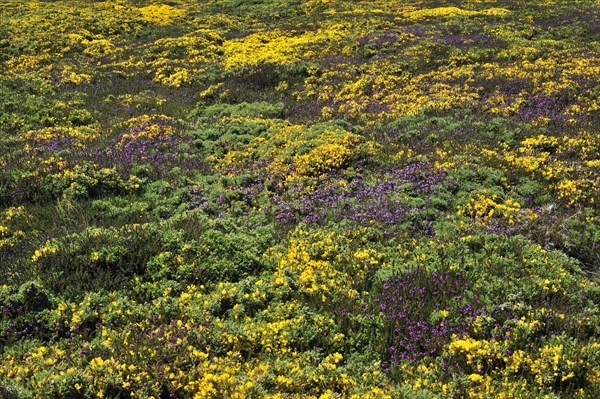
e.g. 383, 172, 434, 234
269, 161, 451, 233
90, 115, 203, 179
377, 267, 482, 367
0, 281, 54, 346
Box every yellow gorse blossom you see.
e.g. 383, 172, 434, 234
138, 5, 186, 26
403, 6, 510, 21
223, 25, 354, 70
31, 242, 59, 263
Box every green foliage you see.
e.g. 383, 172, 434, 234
195, 224, 274, 281
191, 101, 285, 120
29, 222, 187, 297
0, 380, 33, 399
0, 76, 86, 136
0, 281, 54, 346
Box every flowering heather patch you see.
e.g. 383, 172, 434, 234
378, 268, 482, 365
90, 115, 204, 177
1, 0, 600, 398
270, 162, 449, 231
20, 127, 99, 153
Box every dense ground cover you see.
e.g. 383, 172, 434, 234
1, 0, 600, 397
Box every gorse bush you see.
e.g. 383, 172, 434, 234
1, 0, 600, 398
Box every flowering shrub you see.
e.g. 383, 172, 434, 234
378, 268, 482, 365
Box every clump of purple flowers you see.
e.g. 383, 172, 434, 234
377, 267, 483, 366
270, 162, 449, 233
90, 115, 202, 176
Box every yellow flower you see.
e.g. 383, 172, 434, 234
138, 5, 186, 26
90, 357, 105, 369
